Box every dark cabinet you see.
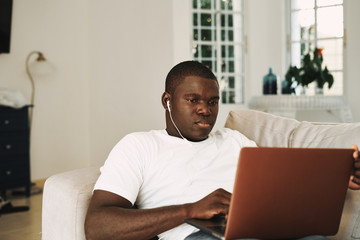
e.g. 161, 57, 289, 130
0, 106, 31, 196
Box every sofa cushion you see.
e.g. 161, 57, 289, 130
290, 121, 360, 148
224, 109, 300, 147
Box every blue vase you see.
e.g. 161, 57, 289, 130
263, 67, 277, 95
281, 79, 293, 94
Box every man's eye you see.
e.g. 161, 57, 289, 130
187, 99, 198, 103
209, 100, 219, 106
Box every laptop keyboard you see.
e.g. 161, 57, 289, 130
208, 215, 227, 234
208, 224, 226, 234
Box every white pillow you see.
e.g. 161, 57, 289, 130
224, 110, 300, 147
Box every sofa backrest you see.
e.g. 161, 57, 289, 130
225, 109, 360, 149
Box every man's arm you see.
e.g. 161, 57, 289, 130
84, 188, 231, 240
349, 144, 360, 190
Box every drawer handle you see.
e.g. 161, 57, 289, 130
6, 170, 12, 176
5, 144, 12, 150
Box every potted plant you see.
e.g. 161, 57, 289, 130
285, 48, 334, 94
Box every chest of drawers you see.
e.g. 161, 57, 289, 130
0, 106, 31, 196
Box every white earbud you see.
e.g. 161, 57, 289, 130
166, 99, 189, 144
166, 100, 170, 111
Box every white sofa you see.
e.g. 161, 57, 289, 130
42, 109, 360, 240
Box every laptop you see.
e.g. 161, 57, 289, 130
185, 147, 354, 240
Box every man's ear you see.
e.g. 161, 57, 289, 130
161, 92, 171, 110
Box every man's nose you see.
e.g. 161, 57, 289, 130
197, 102, 211, 115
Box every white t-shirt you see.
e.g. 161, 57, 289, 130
94, 128, 257, 240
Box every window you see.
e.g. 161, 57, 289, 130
191, 0, 245, 104
288, 0, 344, 95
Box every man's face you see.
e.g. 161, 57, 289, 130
169, 75, 219, 142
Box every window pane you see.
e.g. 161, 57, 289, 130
291, 41, 317, 67
193, 0, 197, 9
193, 29, 198, 40
201, 14, 213, 26
201, 45, 213, 58
221, 30, 226, 41
200, 0, 213, 9
221, 30, 234, 41
229, 30, 234, 41
317, 0, 343, 7
228, 61, 234, 72
317, 6, 343, 38
221, 45, 226, 58
291, 42, 301, 67
221, 45, 235, 58
228, 14, 233, 27
221, 14, 226, 27
228, 45, 234, 58
291, 9, 315, 42
221, 90, 227, 104
202, 60, 215, 70
291, 0, 314, 10
193, 13, 198, 26
228, 91, 235, 103
201, 29, 213, 41
324, 71, 342, 95
221, 14, 234, 27
221, 61, 235, 73
221, 0, 233, 10
221, 61, 227, 72
317, 39, 343, 70
229, 77, 235, 88
221, 61, 234, 73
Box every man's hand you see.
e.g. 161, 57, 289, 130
186, 188, 231, 220
349, 144, 360, 190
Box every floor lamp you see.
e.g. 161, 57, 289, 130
26, 51, 47, 196
25, 51, 47, 129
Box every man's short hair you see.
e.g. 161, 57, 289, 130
165, 61, 218, 95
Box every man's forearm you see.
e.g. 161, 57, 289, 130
85, 203, 192, 240
85, 188, 231, 240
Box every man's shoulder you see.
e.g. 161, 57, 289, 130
116, 130, 166, 147
122, 129, 165, 140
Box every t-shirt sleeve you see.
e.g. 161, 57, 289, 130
93, 133, 147, 205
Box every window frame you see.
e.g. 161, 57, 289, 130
191, 0, 245, 104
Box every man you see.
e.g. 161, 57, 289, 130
85, 61, 360, 240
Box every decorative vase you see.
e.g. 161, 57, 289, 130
263, 67, 278, 95
281, 79, 293, 94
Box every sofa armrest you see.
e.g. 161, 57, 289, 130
42, 167, 100, 240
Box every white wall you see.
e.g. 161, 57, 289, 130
87, 0, 173, 166
0, 0, 359, 180
0, 0, 90, 179
344, 0, 360, 122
